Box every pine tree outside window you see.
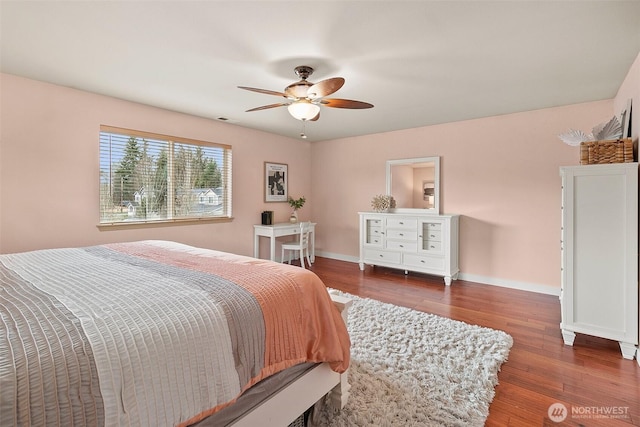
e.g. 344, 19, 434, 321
99, 126, 232, 225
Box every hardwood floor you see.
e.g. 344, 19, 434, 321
306, 257, 640, 426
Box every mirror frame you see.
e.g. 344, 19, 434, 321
386, 156, 440, 214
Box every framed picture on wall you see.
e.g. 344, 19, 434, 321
621, 98, 632, 138
264, 162, 288, 202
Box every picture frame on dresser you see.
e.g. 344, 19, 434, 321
264, 162, 288, 202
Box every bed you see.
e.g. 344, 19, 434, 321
0, 240, 351, 426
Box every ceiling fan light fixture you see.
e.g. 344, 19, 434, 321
288, 100, 320, 121
285, 81, 312, 99
239, 65, 373, 132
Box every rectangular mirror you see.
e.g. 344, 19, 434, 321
386, 156, 440, 214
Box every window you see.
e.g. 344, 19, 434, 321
99, 126, 232, 225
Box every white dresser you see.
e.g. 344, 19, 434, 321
560, 163, 638, 361
358, 212, 459, 285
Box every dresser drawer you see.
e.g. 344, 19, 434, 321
367, 236, 382, 245
368, 226, 383, 236
364, 249, 401, 264
386, 218, 418, 229
422, 241, 442, 253
386, 229, 417, 241
423, 222, 442, 231
421, 229, 442, 242
386, 240, 417, 252
404, 253, 445, 270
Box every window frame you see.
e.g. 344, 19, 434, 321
98, 125, 232, 228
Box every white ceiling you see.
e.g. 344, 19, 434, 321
2, 1, 639, 142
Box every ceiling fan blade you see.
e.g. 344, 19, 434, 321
309, 111, 320, 121
238, 86, 286, 97
246, 103, 289, 112
307, 77, 345, 100
321, 98, 374, 109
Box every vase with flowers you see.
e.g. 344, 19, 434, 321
288, 196, 306, 223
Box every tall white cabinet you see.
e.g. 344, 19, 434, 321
359, 212, 459, 285
560, 163, 639, 361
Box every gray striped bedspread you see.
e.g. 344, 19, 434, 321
0, 240, 350, 426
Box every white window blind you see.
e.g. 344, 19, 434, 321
99, 126, 232, 225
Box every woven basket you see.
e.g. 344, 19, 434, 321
579, 138, 634, 165
288, 414, 305, 427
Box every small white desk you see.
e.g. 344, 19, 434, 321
253, 222, 316, 262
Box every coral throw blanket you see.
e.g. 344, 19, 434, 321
0, 240, 350, 426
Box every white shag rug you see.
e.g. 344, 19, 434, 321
313, 291, 513, 427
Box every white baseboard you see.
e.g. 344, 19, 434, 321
315, 251, 560, 296
457, 272, 560, 296
315, 251, 359, 263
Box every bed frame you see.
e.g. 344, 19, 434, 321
231, 294, 352, 426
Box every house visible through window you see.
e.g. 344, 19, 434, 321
99, 126, 232, 225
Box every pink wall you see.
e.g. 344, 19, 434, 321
614, 51, 640, 142
3, 64, 636, 294
310, 100, 614, 293
0, 73, 312, 255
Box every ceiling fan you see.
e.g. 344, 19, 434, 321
238, 65, 373, 123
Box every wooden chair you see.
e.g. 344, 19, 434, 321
281, 221, 312, 269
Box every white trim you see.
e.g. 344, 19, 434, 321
457, 272, 560, 296
316, 252, 560, 296
315, 250, 359, 263
230, 363, 339, 427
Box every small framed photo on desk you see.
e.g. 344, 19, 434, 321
265, 162, 288, 202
